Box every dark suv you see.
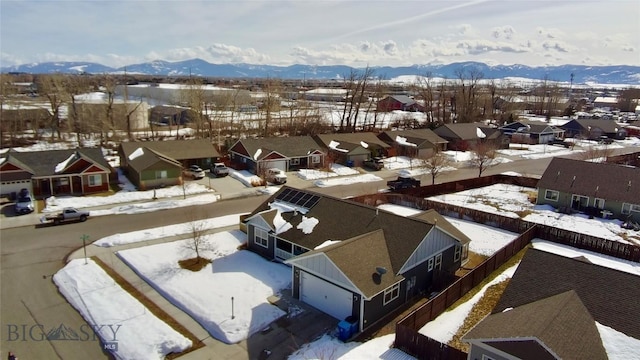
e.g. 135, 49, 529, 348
363, 157, 385, 171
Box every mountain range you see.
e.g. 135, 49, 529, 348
2, 59, 639, 85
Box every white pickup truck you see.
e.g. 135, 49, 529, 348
211, 162, 229, 177
41, 207, 90, 225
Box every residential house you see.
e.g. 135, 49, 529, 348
119, 139, 220, 169
228, 136, 325, 174
376, 95, 425, 112
536, 157, 640, 222
433, 123, 509, 151
561, 119, 627, 140
313, 132, 391, 167
149, 105, 196, 126
0, 148, 113, 198
119, 139, 220, 190
500, 121, 565, 144
464, 248, 640, 360
592, 96, 619, 110
118, 146, 183, 190
243, 187, 470, 333
378, 129, 448, 158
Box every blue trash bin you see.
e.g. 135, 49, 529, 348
345, 315, 358, 335
337, 320, 351, 341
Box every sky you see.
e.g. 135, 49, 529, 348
1, 0, 639, 69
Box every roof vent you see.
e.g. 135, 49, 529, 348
571, 175, 576, 187
375, 266, 387, 275
628, 180, 632, 192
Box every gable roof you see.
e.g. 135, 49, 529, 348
120, 139, 220, 161
250, 187, 449, 272
433, 123, 502, 141
289, 229, 404, 299
0, 148, 111, 177
230, 136, 324, 159
464, 290, 607, 360
562, 119, 623, 134
493, 248, 640, 340
380, 95, 418, 106
538, 157, 640, 204
410, 209, 471, 246
314, 132, 391, 152
380, 129, 448, 149
125, 147, 183, 173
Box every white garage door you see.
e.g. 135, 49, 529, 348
1, 180, 33, 198
264, 160, 287, 172
300, 272, 352, 320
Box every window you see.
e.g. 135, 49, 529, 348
57, 178, 69, 186
88, 174, 102, 187
290, 158, 300, 165
254, 227, 269, 248
428, 257, 434, 271
593, 198, 605, 209
435, 253, 442, 270
383, 283, 400, 305
622, 203, 640, 215
454, 245, 461, 262
311, 155, 321, 164
155, 170, 167, 179
544, 190, 559, 201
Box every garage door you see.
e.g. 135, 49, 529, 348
264, 160, 287, 172
300, 271, 353, 320
1, 180, 33, 199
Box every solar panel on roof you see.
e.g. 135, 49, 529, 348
274, 188, 320, 210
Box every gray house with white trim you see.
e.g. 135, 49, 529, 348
243, 187, 470, 333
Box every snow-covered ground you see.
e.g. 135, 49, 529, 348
289, 334, 415, 360
314, 173, 383, 187
297, 163, 359, 180
53, 259, 192, 360
427, 183, 639, 244
117, 230, 291, 344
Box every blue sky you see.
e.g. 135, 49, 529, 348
1, 0, 638, 68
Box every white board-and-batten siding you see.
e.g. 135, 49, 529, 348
399, 227, 458, 274
292, 254, 359, 294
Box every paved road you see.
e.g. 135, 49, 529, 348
1, 146, 636, 358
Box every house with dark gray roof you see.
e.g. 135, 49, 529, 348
378, 129, 448, 158
243, 187, 470, 333
228, 136, 325, 174
536, 157, 640, 222
500, 120, 565, 144
313, 132, 391, 167
433, 123, 509, 151
376, 95, 425, 112
464, 248, 640, 360
561, 118, 627, 140
119, 139, 220, 169
0, 148, 113, 198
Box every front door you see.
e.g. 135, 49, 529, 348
571, 195, 589, 211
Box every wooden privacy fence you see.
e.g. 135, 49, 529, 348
393, 227, 536, 359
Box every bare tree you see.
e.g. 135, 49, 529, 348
424, 149, 451, 185
454, 67, 484, 123
35, 74, 67, 140
578, 144, 614, 162
469, 141, 498, 177
414, 73, 436, 124
181, 213, 214, 270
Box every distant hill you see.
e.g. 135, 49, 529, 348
2, 58, 639, 85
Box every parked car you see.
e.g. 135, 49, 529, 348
548, 138, 570, 148
40, 207, 90, 225
265, 168, 287, 185
14, 188, 34, 215
184, 165, 205, 179
363, 157, 385, 171
211, 162, 229, 177
598, 136, 614, 145
387, 176, 421, 191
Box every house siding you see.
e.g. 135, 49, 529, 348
537, 186, 639, 222
246, 225, 275, 260
468, 343, 516, 360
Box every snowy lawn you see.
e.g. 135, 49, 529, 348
314, 174, 383, 187
117, 230, 291, 344
289, 334, 415, 360
377, 203, 518, 256
297, 164, 359, 180
53, 259, 192, 360
427, 184, 639, 244
229, 169, 262, 187
382, 156, 425, 170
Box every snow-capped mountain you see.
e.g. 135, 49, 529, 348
2, 59, 639, 85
